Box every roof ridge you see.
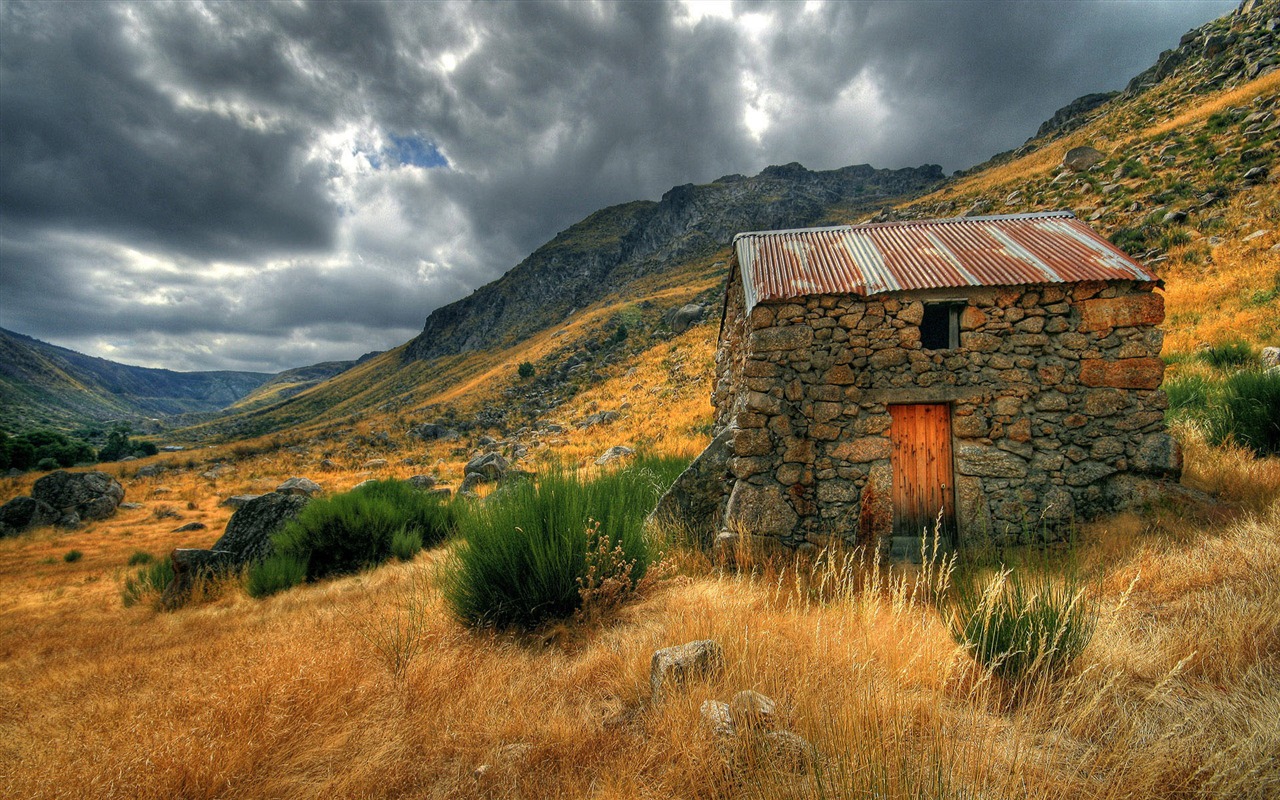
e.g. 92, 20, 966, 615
733, 210, 1078, 242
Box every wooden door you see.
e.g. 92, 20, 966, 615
888, 404, 956, 560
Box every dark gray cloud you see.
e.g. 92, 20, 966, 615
0, 0, 1238, 372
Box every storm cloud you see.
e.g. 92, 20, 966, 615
0, 0, 1237, 372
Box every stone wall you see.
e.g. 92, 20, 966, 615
712, 269, 1181, 554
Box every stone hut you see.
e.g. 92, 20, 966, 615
699, 211, 1180, 558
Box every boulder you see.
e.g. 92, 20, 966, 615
668, 303, 705, 333
464, 452, 509, 483
729, 690, 778, 732
220, 494, 262, 509
136, 464, 166, 478
360, 459, 388, 470
407, 475, 438, 490
201, 464, 234, 480
276, 477, 322, 496
0, 496, 59, 538
160, 548, 236, 611
172, 522, 207, 532
1062, 146, 1105, 172
649, 425, 734, 549
30, 470, 124, 523
595, 446, 635, 466
1262, 347, 1280, 368
210, 491, 311, 566
701, 700, 736, 738
650, 640, 725, 703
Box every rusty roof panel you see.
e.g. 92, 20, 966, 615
733, 212, 1157, 312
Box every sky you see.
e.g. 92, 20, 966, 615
0, 0, 1239, 374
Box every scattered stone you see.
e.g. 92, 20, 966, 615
463, 452, 510, 483
729, 690, 778, 732
1161, 209, 1188, 225
578, 410, 620, 428
119, 502, 143, 510
595, 446, 635, 466
172, 522, 207, 532
220, 494, 262, 509
407, 475, 438, 490
701, 700, 736, 738
1242, 229, 1270, 242
763, 730, 816, 773
319, 459, 339, 471
1244, 166, 1270, 183
360, 459, 388, 470
352, 479, 377, 490
276, 477, 322, 496
410, 422, 459, 441
201, 464, 234, 480
1261, 347, 1280, 368
1062, 146, 1105, 172
650, 640, 725, 703
135, 464, 166, 478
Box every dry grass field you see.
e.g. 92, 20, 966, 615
1, 405, 1277, 799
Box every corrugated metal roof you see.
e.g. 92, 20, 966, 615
733, 211, 1157, 312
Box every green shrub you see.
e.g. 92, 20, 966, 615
1118, 159, 1151, 179
443, 456, 685, 629
246, 553, 308, 598
260, 480, 456, 586
1168, 367, 1280, 457
518, 361, 535, 379
127, 551, 154, 566
122, 559, 175, 607
63, 549, 83, 563
391, 526, 423, 561
1213, 368, 1280, 456
1164, 372, 1212, 414
1199, 340, 1255, 369
948, 569, 1095, 687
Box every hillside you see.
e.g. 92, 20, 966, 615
176, 162, 943, 441
404, 162, 945, 361
0, 327, 271, 433
883, 0, 1278, 354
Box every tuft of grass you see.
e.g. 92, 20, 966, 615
442, 456, 685, 629
1199, 340, 1255, 369
390, 526, 423, 562
121, 559, 175, 608
1167, 367, 1280, 456
948, 568, 1095, 690
126, 551, 154, 566
62, 550, 82, 563
253, 480, 457, 590
246, 553, 308, 598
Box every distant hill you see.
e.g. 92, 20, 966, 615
0, 327, 272, 433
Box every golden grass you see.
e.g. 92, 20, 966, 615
2, 432, 1278, 799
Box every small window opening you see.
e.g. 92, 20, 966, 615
920, 303, 962, 350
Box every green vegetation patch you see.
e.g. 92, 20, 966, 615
249, 480, 457, 596
948, 568, 1095, 688
1166, 366, 1280, 456
442, 456, 686, 630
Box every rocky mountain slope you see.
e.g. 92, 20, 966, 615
0, 327, 272, 433
404, 162, 944, 361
